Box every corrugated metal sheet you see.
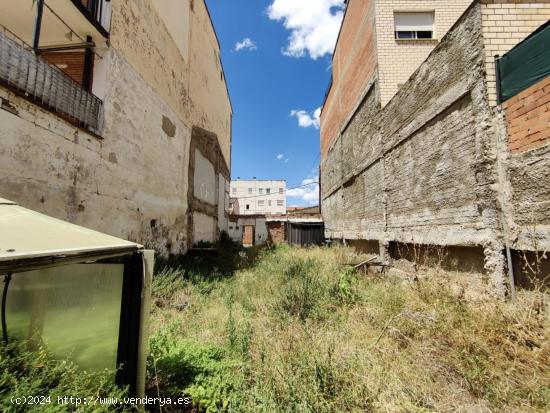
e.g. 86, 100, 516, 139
286, 222, 325, 247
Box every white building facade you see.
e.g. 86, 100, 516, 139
230, 180, 286, 215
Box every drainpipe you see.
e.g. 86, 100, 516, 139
494, 56, 516, 300
32, 0, 45, 54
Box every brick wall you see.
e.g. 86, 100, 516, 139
375, 0, 472, 106
267, 221, 285, 244
481, 0, 550, 107
504, 75, 550, 152
41, 51, 89, 87
320, 0, 376, 159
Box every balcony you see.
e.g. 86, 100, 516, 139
0, 0, 111, 135
0, 26, 103, 134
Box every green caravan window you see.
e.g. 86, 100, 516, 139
6, 262, 124, 371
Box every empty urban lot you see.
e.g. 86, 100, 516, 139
146, 243, 549, 412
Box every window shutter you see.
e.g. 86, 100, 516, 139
394, 12, 434, 32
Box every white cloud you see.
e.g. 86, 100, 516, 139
290, 107, 321, 129
286, 176, 319, 205
277, 153, 290, 163
235, 38, 258, 52
267, 0, 345, 59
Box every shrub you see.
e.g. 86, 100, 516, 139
147, 321, 244, 412
0, 342, 129, 413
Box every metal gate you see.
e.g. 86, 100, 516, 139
286, 222, 324, 247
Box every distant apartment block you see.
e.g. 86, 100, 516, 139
230, 180, 286, 215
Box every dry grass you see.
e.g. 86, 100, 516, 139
149, 244, 550, 412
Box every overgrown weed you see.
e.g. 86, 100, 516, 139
148, 244, 550, 412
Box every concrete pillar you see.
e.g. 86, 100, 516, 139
379, 239, 392, 265
483, 240, 507, 298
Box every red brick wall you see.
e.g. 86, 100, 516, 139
41, 51, 90, 87
267, 222, 285, 244
504, 75, 550, 153
320, 0, 376, 159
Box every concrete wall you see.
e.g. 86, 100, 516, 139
321, 3, 510, 292
321, 0, 472, 159
321, 0, 550, 292
480, 0, 550, 107
228, 216, 268, 246
187, 127, 230, 245
0, 0, 231, 256
193, 149, 217, 205
501, 74, 550, 252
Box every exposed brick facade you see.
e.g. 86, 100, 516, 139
267, 221, 285, 244
41, 51, 89, 87
321, 0, 376, 158
504, 75, 550, 152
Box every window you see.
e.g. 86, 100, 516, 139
246, 204, 250, 210
259, 188, 264, 195
258, 200, 265, 206
394, 12, 434, 40
232, 188, 236, 195
248, 188, 253, 195
279, 188, 284, 194
277, 200, 284, 206
266, 188, 271, 194
268, 200, 272, 207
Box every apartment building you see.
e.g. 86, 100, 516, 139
320, 0, 550, 295
230, 179, 287, 215
0, 0, 232, 255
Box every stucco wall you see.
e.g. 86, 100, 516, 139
110, 0, 231, 169
0, 0, 231, 256
228, 216, 268, 246
0, 48, 190, 256
193, 149, 216, 205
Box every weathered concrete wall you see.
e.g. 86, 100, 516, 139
0, 0, 231, 256
187, 127, 230, 245
188, 0, 232, 168
193, 149, 216, 205
501, 75, 550, 252
0, 48, 190, 255
228, 216, 268, 246
110, 0, 231, 168
321, 3, 509, 292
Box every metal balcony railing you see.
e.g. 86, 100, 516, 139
0, 26, 103, 134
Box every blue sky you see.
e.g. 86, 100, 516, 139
206, 0, 345, 206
